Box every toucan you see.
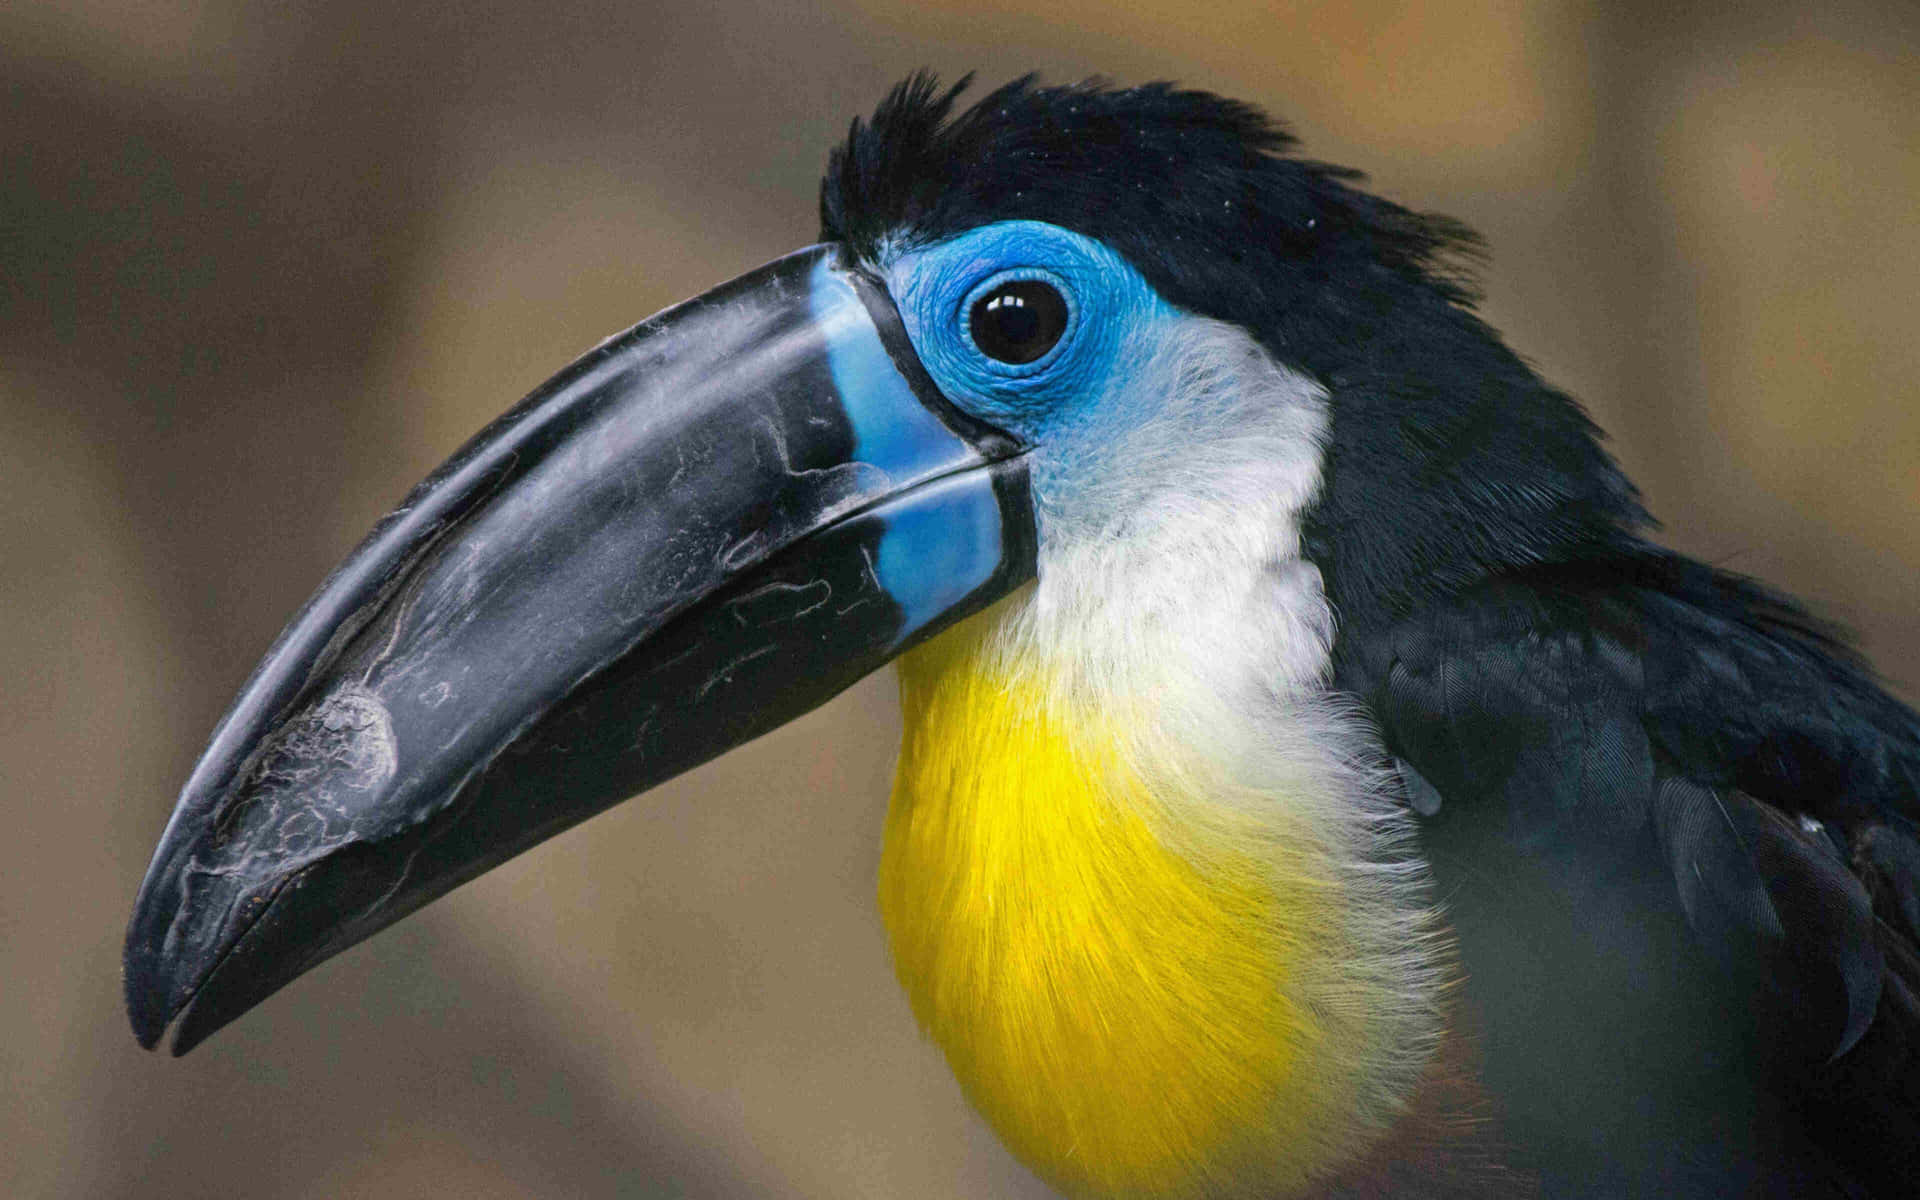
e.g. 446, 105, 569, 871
125, 76, 1919, 1197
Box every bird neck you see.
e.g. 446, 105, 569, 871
881, 586, 1440, 1199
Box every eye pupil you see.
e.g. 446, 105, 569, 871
969, 280, 1068, 365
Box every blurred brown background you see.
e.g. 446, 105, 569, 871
4, 1, 1917, 1196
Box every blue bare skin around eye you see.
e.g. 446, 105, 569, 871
807, 255, 977, 486
806, 255, 1006, 643
848, 221, 1177, 641
883, 220, 1176, 444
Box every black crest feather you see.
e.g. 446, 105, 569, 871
823, 72, 1481, 313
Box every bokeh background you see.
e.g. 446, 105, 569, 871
5, 1, 1918, 1196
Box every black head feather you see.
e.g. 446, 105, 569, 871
822, 72, 1483, 351
822, 74, 1650, 630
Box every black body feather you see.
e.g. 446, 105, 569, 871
1354, 555, 1920, 1194
826, 75, 1920, 1195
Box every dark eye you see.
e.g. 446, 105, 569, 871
968, 280, 1069, 365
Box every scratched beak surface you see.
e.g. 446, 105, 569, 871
125, 244, 1034, 1053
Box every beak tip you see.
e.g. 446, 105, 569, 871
129, 1018, 167, 1053
123, 929, 264, 1056
124, 856, 386, 1056
123, 958, 178, 1052
122, 861, 244, 1056
167, 1007, 219, 1057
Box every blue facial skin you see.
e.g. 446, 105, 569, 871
866, 470, 1011, 637
806, 248, 1014, 642
807, 221, 1176, 640
808, 255, 981, 489
881, 220, 1178, 464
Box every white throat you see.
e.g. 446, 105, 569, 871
973, 315, 1446, 1158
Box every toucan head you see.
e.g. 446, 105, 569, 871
126, 74, 1642, 1054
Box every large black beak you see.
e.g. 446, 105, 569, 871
125, 245, 1034, 1054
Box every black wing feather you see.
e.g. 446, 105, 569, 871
1343, 549, 1920, 1193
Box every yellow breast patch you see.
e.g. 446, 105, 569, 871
881, 608, 1359, 1198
